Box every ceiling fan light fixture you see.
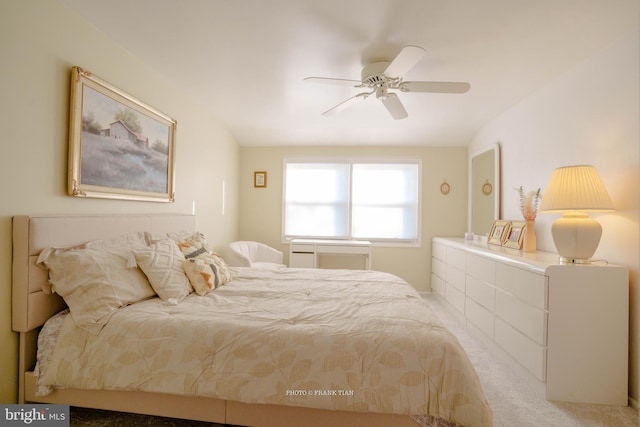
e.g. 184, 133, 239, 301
375, 87, 389, 100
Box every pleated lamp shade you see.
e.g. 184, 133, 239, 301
540, 165, 614, 212
540, 165, 614, 264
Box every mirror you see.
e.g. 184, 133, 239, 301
469, 144, 500, 236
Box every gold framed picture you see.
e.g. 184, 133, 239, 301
68, 66, 177, 202
503, 221, 526, 249
254, 171, 267, 188
488, 220, 511, 245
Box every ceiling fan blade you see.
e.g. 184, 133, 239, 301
400, 81, 471, 94
322, 92, 369, 116
380, 93, 408, 120
383, 45, 426, 78
304, 77, 361, 86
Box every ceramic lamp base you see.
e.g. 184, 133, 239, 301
551, 211, 602, 264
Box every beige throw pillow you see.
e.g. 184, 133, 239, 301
133, 239, 193, 304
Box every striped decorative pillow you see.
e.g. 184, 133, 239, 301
170, 232, 233, 293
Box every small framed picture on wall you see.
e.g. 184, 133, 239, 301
254, 171, 267, 188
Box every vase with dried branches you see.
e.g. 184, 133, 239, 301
517, 186, 542, 252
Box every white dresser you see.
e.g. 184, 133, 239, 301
431, 237, 629, 405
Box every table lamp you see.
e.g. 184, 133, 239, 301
539, 165, 614, 264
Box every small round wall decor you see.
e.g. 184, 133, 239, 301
482, 180, 493, 195
440, 180, 451, 195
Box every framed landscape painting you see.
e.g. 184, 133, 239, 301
68, 66, 177, 202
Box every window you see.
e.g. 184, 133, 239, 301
283, 159, 420, 243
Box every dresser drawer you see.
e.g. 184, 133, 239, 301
496, 263, 547, 310
446, 264, 466, 292
446, 247, 466, 267
467, 254, 495, 284
432, 257, 446, 280
445, 284, 465, 315
291, 243, 314, 253
495, 318, 546, 381
466, 297, 494, 338
432, 242, 446, 261
431, 273, 445, 297
495, 289, 547, 345
466, 275, 495, 311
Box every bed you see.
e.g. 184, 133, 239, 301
12, 214, 492, 427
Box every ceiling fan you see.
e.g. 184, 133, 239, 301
304, 45, 470, 120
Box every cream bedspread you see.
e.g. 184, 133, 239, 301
41, 267, 492, 426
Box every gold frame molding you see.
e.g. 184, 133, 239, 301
488, 220, 511, 246
503, 220, 526, 249
68, 66, 177, 202
254, 171, 267, 188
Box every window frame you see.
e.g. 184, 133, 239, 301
281, 157, 422, 247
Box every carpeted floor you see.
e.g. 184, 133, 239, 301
68, 294, 639, 426
423, 293, 639, 427
70, 407, 229, 426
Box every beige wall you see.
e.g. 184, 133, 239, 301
238, 146, 468, 290
0, 0, 239, 402
5, 0, 634, 409
469, 29, 640, 405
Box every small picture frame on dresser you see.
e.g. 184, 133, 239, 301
503, 220, 525, 249
488, 220, 511, 245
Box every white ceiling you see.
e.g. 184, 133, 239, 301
59, 0, 637, 147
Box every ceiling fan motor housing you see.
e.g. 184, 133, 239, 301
361, 61, 391, 87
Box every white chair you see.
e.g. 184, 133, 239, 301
228, 241, 285, 268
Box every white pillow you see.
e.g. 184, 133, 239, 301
133, 239, 192, 304
37, 241, 155, 334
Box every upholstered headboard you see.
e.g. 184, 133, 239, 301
12, 214, 197, 333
